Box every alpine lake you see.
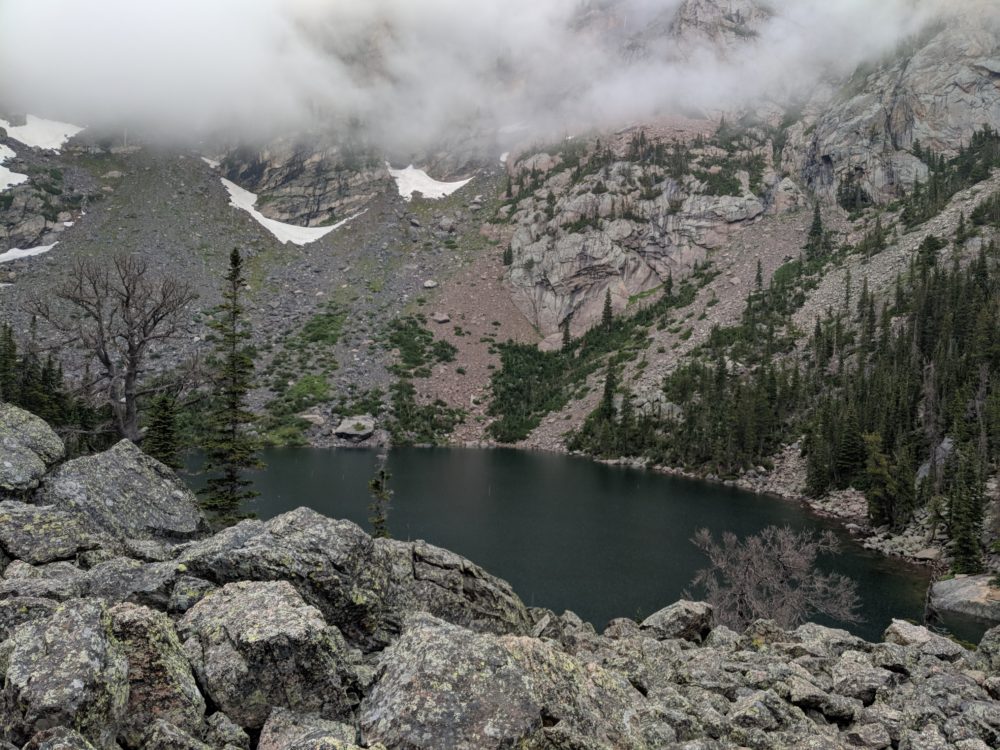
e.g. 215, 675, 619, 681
184, 446, 992, 644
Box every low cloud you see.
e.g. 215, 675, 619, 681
0, 0, 965, 153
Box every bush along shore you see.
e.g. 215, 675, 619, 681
3, 401, 1000, 750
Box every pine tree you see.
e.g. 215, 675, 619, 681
200, 249, 263, 527
806, 203, 824, 260
602, 289, 614, 333
144, 394, 181, 469
949, 453, 984, 574
0, 324, 18, 402
502, 245, 513, 266
599, 361, 617, 421
368, 454, 393, 539
835, 406, 866, 488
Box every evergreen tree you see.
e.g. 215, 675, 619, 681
502, 245, 513, 266
806, 203, 825, 260
368, 454, 393, 539
599, 361, 617, 421
949, 453, 984, 574
834, 407, 866, 488
200, 249, 263, 527
0, 324, 18, 402
602, 289, 614, 332
144, 394, 182, 469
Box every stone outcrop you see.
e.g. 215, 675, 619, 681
0, 404, 64, 493
110, 603, 206, 749
334, 416, 376, 442
505, 148, 778, 337
1, 600, 128, 749
37, 440, 205, 543
178, 581, 360, 729
931, 574, 1000, 624
1, 434, 1000, 750
0, 501, 97, 568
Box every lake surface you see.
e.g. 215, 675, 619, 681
185, 447, 966, 643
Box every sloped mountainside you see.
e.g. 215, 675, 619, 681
3, 402, 1000, 750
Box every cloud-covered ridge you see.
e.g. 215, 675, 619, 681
0, 0, 969, 151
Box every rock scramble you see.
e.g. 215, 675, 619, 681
0, 403, 998, 749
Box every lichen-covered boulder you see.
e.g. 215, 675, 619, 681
110, 603, 205, 749
0, 403, 64, 493
0, 560, 87, 601
203, 713, 249, 750
884, 619, 966, 662
378, 538, 533, 638
0, 599, 128, 749
178, 581, 360, 730
22, 727, 97, 750
85, 558, 179, 609
257, 709, 361, 750
0, 596, 58, 641
167, 575, 216, 614
37, 440, 205, 543
137, 720, 211, 750
977, 625, 1000, 674
359, 613, 665, 750
640, 600, 714, 643
0, 501, 98, 566
179, 509, 401, 650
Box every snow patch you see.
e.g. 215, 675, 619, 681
201, 156, 220, 169
500, 152, 510, 165
0, 144, 28, 193
0, 242, 58, 264
387, 164, 473, 201
221, 178, 360, 246
0, 116, 83, 151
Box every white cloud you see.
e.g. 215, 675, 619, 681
0, 0, 968, 150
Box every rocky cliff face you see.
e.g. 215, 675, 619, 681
784, 4, 1000, 206
504, 127, 803, 340
2, 405, 1000, 750
222, 133, 391, 227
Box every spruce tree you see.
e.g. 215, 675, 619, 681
200, 248, 263, 527
0, 324, 18, 402
834, 407, 866, 488
949, 453, 984, 574
599, 361, 617, 421
144, 394, 182, 469
602, 289, 614, 333
806, 203, 824, 260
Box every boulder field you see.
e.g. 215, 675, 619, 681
2, 403, 1000, 750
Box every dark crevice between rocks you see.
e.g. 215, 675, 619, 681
540, 707, 561, 728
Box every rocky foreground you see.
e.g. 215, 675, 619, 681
2, 403, 1000, 750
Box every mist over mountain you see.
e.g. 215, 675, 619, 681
0, 0, 953, 151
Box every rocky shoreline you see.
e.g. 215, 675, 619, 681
4, 401, 1000, 750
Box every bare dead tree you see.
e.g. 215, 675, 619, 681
31, 253, 197, 442
688, 526, 861, 631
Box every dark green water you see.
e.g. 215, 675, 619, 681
185, 447, 966, 643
